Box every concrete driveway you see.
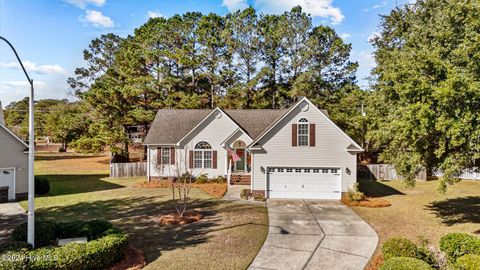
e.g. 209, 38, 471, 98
249, 200, 378, 270
0, 202, 26, 243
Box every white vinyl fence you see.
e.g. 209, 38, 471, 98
358, 164, 427, 181
110, 162, 147, 178
433, 169, 480, 180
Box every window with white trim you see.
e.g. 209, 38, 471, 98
194, 141, 212, 169
161, 148, 170, 164
298, 118, 309, 146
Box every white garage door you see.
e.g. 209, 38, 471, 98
0, 169, 15, 200
267, 167, 341, 200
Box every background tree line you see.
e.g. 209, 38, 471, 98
65, 6, 364, 157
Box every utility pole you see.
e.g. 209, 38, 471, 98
0, 36, 35, 247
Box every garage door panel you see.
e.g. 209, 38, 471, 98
0, 169, 15, 200
268, 167, 341, 200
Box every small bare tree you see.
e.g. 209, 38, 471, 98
162, 146, 194, 217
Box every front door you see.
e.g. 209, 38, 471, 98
235, 149, 245, 171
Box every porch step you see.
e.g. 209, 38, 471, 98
230, 174, 251, 185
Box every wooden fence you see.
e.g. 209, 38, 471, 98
358, 164, 427, 181
110, 162, 147, 178
433, 169, 480, 180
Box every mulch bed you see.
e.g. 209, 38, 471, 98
108, 245, 146, 270
365, 253, 384, 270
159, 211, 203, 225
342, 197, 391, 208
137, 181, 227, 198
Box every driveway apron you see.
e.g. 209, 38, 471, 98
0, 202, 26, 243
249, 200, 378, 270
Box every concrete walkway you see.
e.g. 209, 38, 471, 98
0, 202, 26, 243
249, 200, 378, 270
223, 185, 247, 201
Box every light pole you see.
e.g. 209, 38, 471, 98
0, 36, 35, 247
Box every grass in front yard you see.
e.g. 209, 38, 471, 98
353, 179, 480, 248
22, 153, 268, 269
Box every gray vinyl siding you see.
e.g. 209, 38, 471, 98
0, 128, 28, 195
252, 100, 358, 192
148, 110, 242, 178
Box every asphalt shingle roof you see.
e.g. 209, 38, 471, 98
143, 108, 288, 145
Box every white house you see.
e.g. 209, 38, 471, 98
143, 97, 363, 200
0, 102, 28, 202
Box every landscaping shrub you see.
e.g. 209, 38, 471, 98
213, 176, 226, 183
439, 233, 480, 261
195, 174, 209, 184
456, 254, 480, 270
11, 219, 58, 248
347, 183, 365, 202
380, 257, 433, 270
0, 241, 30, 253
56, 219, 113, 240
1, 220, 128, 270
34, 177, 50, 195
382, 238, 418, 260
240, 189, 250, 200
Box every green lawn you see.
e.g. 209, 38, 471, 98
352, 179, 480, 251
21, 153, 268, 270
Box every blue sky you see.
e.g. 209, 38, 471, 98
0, 0, 411, 107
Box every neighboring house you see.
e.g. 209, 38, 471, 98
0, 102, 28, 201
143, 97, 363, 200
126, 125, 148, 143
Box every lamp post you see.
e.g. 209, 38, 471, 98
0, 36, 35, 247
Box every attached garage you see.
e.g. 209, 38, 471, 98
0, 168, 16, 201
267, 167, 342, 200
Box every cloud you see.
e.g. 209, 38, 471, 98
339, 33, 351, 40
254, 0, 344, 24
81, 10, 114, 28
362, 1, 388, 12
222, 0, 249, 12
64, 0, 105, 9
351, 50, 376, 87
0, 61, 67, 75
0, 79, 71, 106
147, 11, 163, 18
2, 80, 48, 90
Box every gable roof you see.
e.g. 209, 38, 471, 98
143, 108, 287, 145
248, 97, 363, 151
142, 98, 358, 150
223, 109, 287, 139
143, 109, 213, 145
0, 122, 29, 148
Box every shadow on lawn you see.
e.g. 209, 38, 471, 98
35, 196, 263, 263
0, 212, 26, 244
358, 180, 405, 197
426, 196, 480, 226
40, 174, 124, 196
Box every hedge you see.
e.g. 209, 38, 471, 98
439, 233, 480, 261
11, 220, 58, 248
456, 254, 480, 270
382, 238, 419, 260
1, 220, 128, 270
380, 257, 433, 270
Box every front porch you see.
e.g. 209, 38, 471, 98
229, 172, 251, 185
